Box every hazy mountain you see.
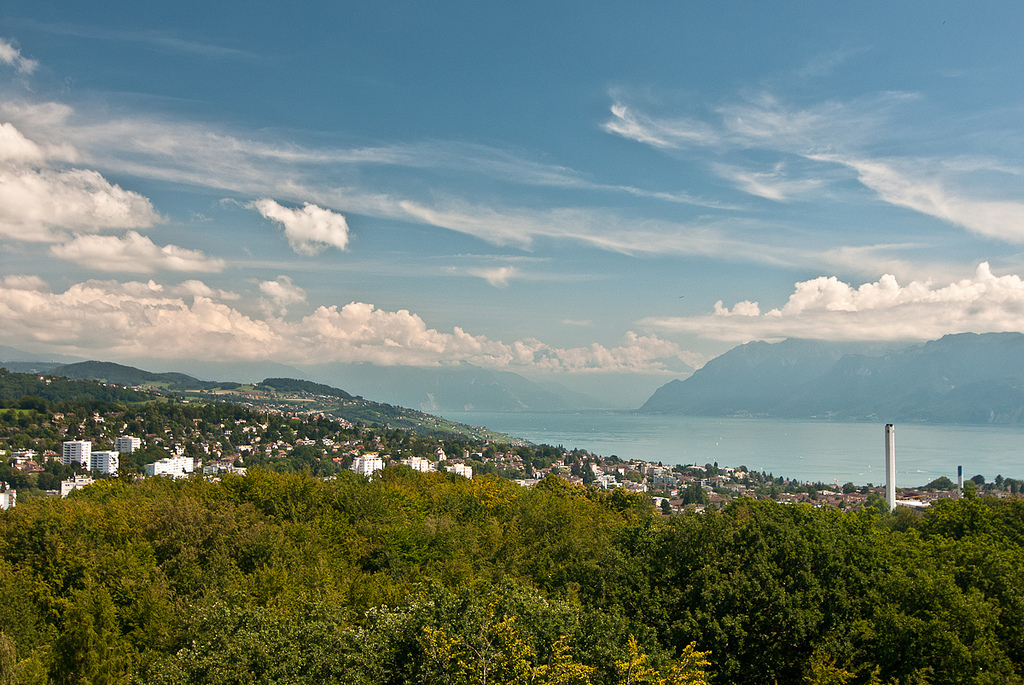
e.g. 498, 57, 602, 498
122, 358, 309, 385
304, 362, 610, 412
639, 333, 1024, 424
51, 361, 228, 390
0, 345, 84, 365
640, 338, 893, 415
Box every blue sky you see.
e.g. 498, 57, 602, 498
2, 2, 1024, 396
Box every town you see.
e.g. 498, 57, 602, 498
3, 375, 1019, 513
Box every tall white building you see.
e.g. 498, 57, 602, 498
89, 451, 119, 476
351, 454, 384, 477
115, 436, 142, 454
62, 441, 91, 468
145, 456, 194, 478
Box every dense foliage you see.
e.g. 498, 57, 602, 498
0, 369, 157, 405
0, 468, 1022, 684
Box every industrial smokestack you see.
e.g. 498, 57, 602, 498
958, 465, 963, 499
885, 424, 896, 511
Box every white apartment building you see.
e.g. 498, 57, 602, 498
445, 463, 473, 479
89, 450, 119, 476
10, 449, 37, 465
62, 441, 91, 468
0, 484, 15, 510
401, 456, 434, 473
351, 453, 384, 477
145, 456, 194, 478
115, 436, 142, 454
60, 475, 94, 498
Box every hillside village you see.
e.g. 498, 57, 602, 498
3, 372, 1019, 514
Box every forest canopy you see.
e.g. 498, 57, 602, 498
0, 468, 1022, 684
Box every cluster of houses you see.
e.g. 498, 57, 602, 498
0, 430, 974, 514
347, 446, 473, 479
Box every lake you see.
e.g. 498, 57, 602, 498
438, 411, 1024, 487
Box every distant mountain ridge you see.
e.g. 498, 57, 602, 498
303, 362, 611, 412
258, 377, 354, 400
50, 361, 230, 391
639, 332, 1024, 424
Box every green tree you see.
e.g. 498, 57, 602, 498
50, 583, 129, 685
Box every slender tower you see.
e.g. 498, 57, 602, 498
885, 424, 896, 511
957, 465, 963, 499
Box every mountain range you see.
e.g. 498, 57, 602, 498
640, 332, 1024, 424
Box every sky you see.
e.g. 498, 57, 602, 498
2, 2, 1024, 396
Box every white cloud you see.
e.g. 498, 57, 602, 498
713, 300, 761, 317
170, 280, 239, 301
812, 154, 1024, 243
1, 274, 48, 291
0, 122, 159, 242
0, 276, 701, 373
603, 103, 721, 148
0, 165, 160, 242
0, 122, 44, 163
259, 275, 306, 315
642, 263, 1024, 342
259, 275, 306, 305
0, 39, 38, 74
248, 199, 350, 255
468, 265, 519, 288
713, 163, 823, 201
0, 279, 281, 357
605, 92, 1024, 245
49, 231, 225, 273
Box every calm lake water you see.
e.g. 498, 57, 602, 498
439, 411, 1024, 487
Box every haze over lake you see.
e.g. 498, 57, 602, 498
440, 412, 1024, 487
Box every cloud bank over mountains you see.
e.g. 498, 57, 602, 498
644, 263, 1024, 343
0, 275, 698, 373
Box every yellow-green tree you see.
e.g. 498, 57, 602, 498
615, 636, 710, 685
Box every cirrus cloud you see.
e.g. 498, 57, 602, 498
0, 38, 37, 74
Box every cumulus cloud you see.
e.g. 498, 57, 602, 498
2, 274, 48, 291
0, 276, 699, 373
247, 198, 350, 255
468, 265, 519, 288
0, 39, 37, 74
259, 275, 306, 315
0, 279, 281, 358
0, 122, 159, 242
260, 275, 306, 305
170, 280, 239, 300
642, 263, 1024, 342
49, 231, 225, 273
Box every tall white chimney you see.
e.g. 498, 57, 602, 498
885, 424, 896, 511
957, 465, 963, 499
